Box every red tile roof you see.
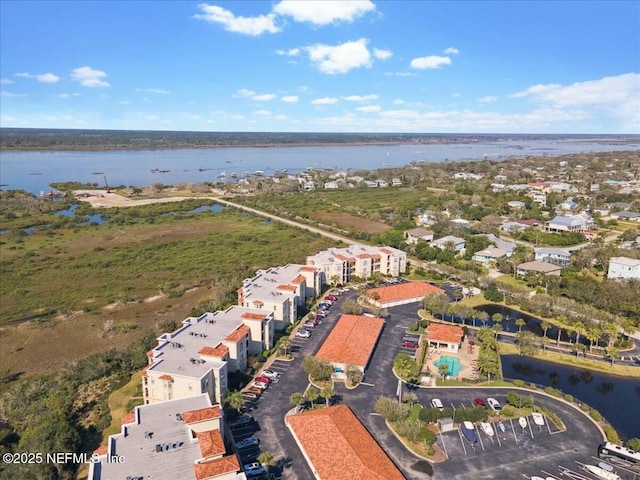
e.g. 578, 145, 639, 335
93, 444, 108, 456
251, 300, 264, 306
379, 248, 393, 254
315, 315, 384, 369
277, 284, 297, 292
183, 406, 223, 424
368, 281, 443, 305
356, 253, 371, 259
291, 274, 306, 284
120, 412, 135, 425
225, 324, 250, 342
241, 312, 266, 321
140, 365, 150, 377
146, 349, 154, 357
287, 404, 405, 480
426, 323, 464, 344
195, 429, 225, 458
517, 219, 541, 225
193, 455, 240, 480
300, 266, 316, 272
334, 253, 355, 262
198, 344, 229, 358
158, 374, 174, 381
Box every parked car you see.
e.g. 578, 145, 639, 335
402, 340, 419, 349
255, 376, 272, 384
431, 398, 444, 411
241, 392, 259, 401
244, 462, 266, 477
473, 398, 486, 407
229, 415, 254, 428
235, 438, 259, 450
315, 311, 327, 318
487, 397, 502, 412
314, 314, 324, 322
303, 321, 317, 329
318, 302, 331, 309
246, 387, 263, 396
296, 329, 311, 338
260, 369, 280, 379
339, 287, 350, 293
251, 381, 269, 390
325, 295, 338, 302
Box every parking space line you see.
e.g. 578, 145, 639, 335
495, 423, 502, 447
457, 429, 468, 456
439, 431, 449, 460
527, 416, 534, 438
360, 382, 375, 387
509, 419, 518, 443
476, 424, 485, 451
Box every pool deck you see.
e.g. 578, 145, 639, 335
426, 338, 480, 381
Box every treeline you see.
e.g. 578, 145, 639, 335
0, 332, 156, 480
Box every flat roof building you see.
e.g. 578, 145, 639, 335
143, 306, 274, 405
285, 404, 406, 480
608, 256, 640, 280
516, 260, 562, 276
89, 394, 242, 480
315, 314, 385, 373
306, 245, 406, 287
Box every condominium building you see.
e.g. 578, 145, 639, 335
142, 306, 274, 405
238, 264, 321, 330
89, 394, 242, 480
608, 256, 640, 280
306, 245, 407, 287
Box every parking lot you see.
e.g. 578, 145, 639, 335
228, 290, 605, 480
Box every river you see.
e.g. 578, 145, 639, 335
2, 138, 639, 194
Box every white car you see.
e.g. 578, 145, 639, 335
260, 369, 280, 379
487, 397, 502, 412
251, 381, 269, 390
431, 398, 444, 411
296, 329, 311, 338
244, 462, 266, 477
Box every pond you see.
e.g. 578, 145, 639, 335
501, 355, 640, 440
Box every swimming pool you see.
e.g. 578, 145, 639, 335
434, 355, 463, 377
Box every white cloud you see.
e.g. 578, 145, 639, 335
342, 94, 378, 102
252, 93, 276, 101
118, 100, 131, 105
1, 91, 28, 97
71, 66, 110, 87
275, 114, 287, 120
194, 4, 281, 35
143, 88, 170, 94
0, 78, 14, 84
356, 105, 381, 112
306, 38, 372, 74
253, 109, 272, 116
410, 55, 452, 70
393, 99, 405, 105
234, 88, 256, 98
276, 48, 300, 56
443, 47, 459, 55
281, 95, 299, 102
57, 93, 70, 99
273, 0, 375, 25
311, 97, 338, 105
477, 96, 498, 103
373, 48, 393, 60
511, 73, 640, 129
450, 93, 461, 98
14, 72, 60, 83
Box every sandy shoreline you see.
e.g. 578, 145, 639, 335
74, 189, 199, 208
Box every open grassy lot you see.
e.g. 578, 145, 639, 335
0, 203, 336, 374
231, 187, 442, 233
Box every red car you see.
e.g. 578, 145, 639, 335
325, 295, 338, 302
255, 376, 271, 384
402, 340, 419, 349
473, 398, 486, 407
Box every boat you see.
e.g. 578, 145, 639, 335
518, 417, 527, 429
532, 412, 545, 426
497, 421, 506, 434
460, 421, 477, 445
531, 477, 546, 480
480, 422, 494, 437
584, 464, 621, 480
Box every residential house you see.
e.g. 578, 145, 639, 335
433, 235, 466, 253
607, 257, 640, 280
516, 261, 562, 276
528, 191, 547, 205
507, 200, 526, 210
416, 210, 437, 226
363, 180, 378, 188
592, 206, 610, 216
303, 181, 316, 191
404, 227, 434, 245
89, 394, 241, 480
475, 234, 517, 256
545, 214, 596, 233
534, 247, 571, 266
557, 199, 579, 212
500, 221, 528, 233
425, 324, 464, 354
324, 181, 339, 190
611, 211, 640, 222
472, 246, 507, 267
142, 306, 275, 405
377, 179, 388, 187
391, 177, 403, 187
306, 245, 407, 287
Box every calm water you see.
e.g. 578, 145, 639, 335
2, 138, 639, 194
501, 355, 640, 440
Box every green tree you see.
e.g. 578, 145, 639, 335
279, 337, 292, 357
438, 362, 449, 379
627, 437, 640, 451
606, 346, 620, 366
515, 318, 526, 333
224, 390, 245, 413
373, 396, 408, 422
257, 451, 277, 473
346, 365, 363, 386
540, 320, 550, 340
394, 353, 420, 382
290, 392, 304, 410
304, 387, 319, 407
320, 385, 335, 407
516, 331, 539, 357
341, 299, 363, 315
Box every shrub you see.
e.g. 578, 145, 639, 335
603, 425, 619, 444
117, 321, 138, 331
374, 397, 408, 422
408, 323, 420, 332
513, 379, 525, 388
564, 394, 573, 403
501, 405, 515, 418
528, 383, 537, 390
419, 407, 442, 424
419, 426, 437, 446
590, 410, 603, 422
581, 403, 590, 412
544, 386, 561, 397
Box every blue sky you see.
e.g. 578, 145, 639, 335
1, 1, 639, 133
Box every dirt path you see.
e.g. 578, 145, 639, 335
74, 189, 198, 208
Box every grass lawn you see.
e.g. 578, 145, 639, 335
102, 371, 143, 441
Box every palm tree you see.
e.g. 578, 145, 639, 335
601, 322, 619, 350
540, 320, 550, 340
492, 313, 503, 328
476, 311, 489, 328
280, 337, 292, 357
555, 316, 568, 347
606, 346, 620, 366
320, 385, 335, 407
290, 392, 304, 410
304, 387, 319, 408
515, 318, 526, 333
257, 451, 277, 474
224, 391, 245, 414
573, 321, 586, 346
438, 363, 449, 379
586, 325, 600, 353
